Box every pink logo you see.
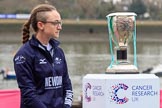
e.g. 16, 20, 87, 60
84, 83, 91, 102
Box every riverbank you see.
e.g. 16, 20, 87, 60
0, 19, 162, 43
1, 19, 162, 25
1, 19, 162, 32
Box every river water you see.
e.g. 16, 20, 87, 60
0, 32, 162, 100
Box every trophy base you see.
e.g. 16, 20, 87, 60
106, 64, 139, 74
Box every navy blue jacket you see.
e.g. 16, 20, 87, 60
13, 36, 73, 108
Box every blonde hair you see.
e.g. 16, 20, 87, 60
22, 4, 56, 44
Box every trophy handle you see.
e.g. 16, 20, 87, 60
107, 17, 114, 68
133, 18, 137, 67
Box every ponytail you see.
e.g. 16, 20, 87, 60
22, 19, 31, 44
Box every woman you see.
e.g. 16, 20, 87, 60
13, 4, 73, 108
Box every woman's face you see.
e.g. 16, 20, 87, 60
42, 10, 62, 39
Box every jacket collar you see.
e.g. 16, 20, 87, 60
29, 35, 60, 50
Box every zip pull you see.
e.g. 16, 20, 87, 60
52, 63, 54, 67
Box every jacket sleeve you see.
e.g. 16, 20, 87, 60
61, 51, 73, 108
13, 53, 47, 108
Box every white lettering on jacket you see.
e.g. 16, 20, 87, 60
45, 76, 62, 89
39, 58, 47, 64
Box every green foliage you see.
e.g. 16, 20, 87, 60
97, 1, 116, 19
0, 0, 162, 20
13, 9, 30, 14
0, 7, 6, 13
128, 0, 146, 19
159, 11, 162, 20
148, 5, 161, 20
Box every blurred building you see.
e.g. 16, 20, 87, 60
102, 0, 162, 11
144, 0, 162, 9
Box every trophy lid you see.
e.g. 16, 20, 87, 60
106, 12, 137, 17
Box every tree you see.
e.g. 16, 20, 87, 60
76, 0, 99, 19
147, 2, 162, 20
128, 0, 147, 19
97, 1, 116, 19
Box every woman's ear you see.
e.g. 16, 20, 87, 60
37, 21, 45, 30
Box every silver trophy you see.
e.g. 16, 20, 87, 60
106, 12, 138, 74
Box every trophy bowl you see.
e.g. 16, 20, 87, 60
112, 15, 134, 47
106, 12, 138, 74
